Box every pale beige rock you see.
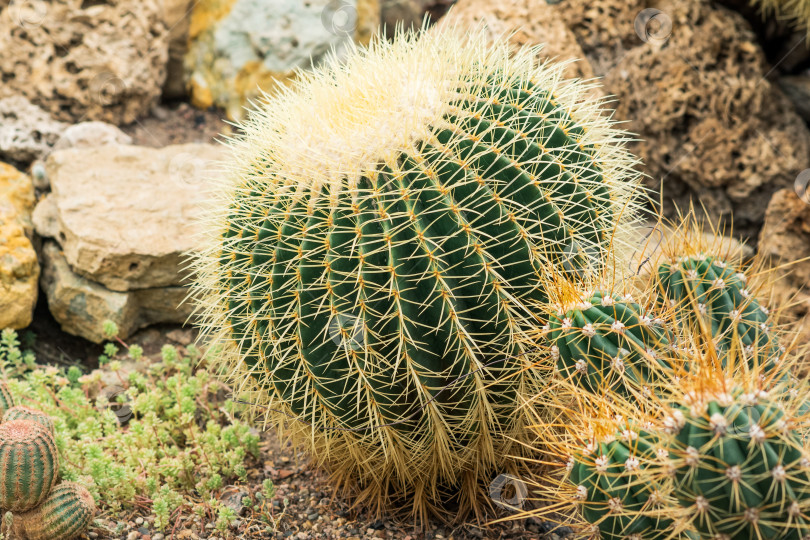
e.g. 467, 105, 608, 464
0, 0, 169, 124
759, 188, 810, 345
40, 241, 192, 343
53, 122, 133, 151
437, 0, 597, 82
36, 143, 228, 292
0, 163, 39, 329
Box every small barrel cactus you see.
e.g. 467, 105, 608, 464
3, 406, 54, 435
11, 482, 97, 540
662, 387, 810, 538
547, 290, 674, 397
568, 427, 680, 539
190, 27, 644, 518
0, 381, 13, 419
656, 255, 783, 371
0, 420, 59, 512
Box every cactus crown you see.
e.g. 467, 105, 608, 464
4, 406, 55, 435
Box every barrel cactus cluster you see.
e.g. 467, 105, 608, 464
189, 21, 810, 535
0, 381, 96, 540
190, 25, 645, 520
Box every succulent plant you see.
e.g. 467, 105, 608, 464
11, 482, 96, 540
568, 426, 681, 539
547, 290, 674, 397
0, 420, 59, 512
0, 382, 13, 419
3, 406, 54, 435
190, 26, 644, 520
656, 255, 783, 371
662, 386, 810, 539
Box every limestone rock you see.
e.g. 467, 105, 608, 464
162, 0, 195, 99
184, 0, 380, 120
40, 241, 192, 343
36, 143, 227, 292
0, 0, 169, 124
0, 163, 38, 330
53, 122, 133, 151
0, 97, 67, 165
437, 0, 597, 82
550, 0, 810, 238
759, 188, 810, 345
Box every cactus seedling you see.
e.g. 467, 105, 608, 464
3, 406, 54, 435
0, 420, 59, 512
190, 26, 644, 520
11, 482, 97, 540
547, 290, 675, 398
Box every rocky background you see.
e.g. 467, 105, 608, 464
0, 0, 809, 536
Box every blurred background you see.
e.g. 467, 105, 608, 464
0, 0, 809, 399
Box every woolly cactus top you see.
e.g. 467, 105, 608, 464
0, 419, 43, 440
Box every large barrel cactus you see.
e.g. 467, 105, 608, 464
190, 27, 643, 520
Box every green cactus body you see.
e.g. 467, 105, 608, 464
569, 428, 676, 539
657, 255, 782, 371
3, 406, 54, 435
191, 28, 643, 517
13, 482, 97, 540
548, 291, 673, 396
666, 391, 810, 539
0, 382, 13, 420
0, 420, 58, 512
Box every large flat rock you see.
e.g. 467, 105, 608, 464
35, 143, 228, 292
40, 241, 192, 343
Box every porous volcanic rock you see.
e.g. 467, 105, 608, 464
759, 188, 810, 346
0, 0, 169, 124
551, 0, 810, 238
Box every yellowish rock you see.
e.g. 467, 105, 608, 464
0, 163, 38, 329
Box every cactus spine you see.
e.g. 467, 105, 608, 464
190, 26, 643, 519
0, 382, 13, 420
11, 482, 97, 540
3, 406, 54, 435
548, 290, 673, 397
0, 420, 58, 512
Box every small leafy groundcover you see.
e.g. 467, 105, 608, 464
0, 325, 277, 536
